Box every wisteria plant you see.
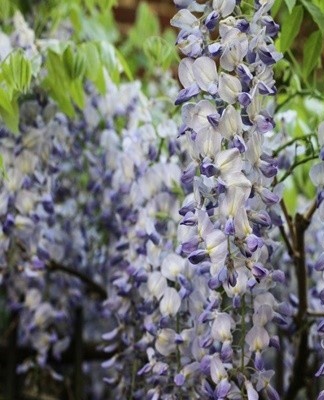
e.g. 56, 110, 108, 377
1, 0, 324, 400
104, 1, 324, 400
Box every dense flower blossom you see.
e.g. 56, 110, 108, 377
0, 15, 184, 398
1, 4, 324, 400
170, 0, 286, 398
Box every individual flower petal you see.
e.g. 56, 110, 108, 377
218, 72, 242, 104
315, 252, 324, 271
171, 9, 199, 31
211, 312, 234, 342
310, 162, 324, 187
192, 56, 218, 94
155, 328, 176, 356
210, 354, 227, 384
161, 254, 186, 281
178, 57, 196, 88
147, 271, 167, 300
245, 326, 270, 352
160, 287, 181, 316
220, 40, 245, 71
213, 0, 236, 17
245, 381, 259, 400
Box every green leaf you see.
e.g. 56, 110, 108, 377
0, 87, 14, 115
81, 42, 101, 80
0, 154, 6, 179
97, 0, 117, 12
115, 49, 133, 81
284, 0, 296, 13
46, 50, 68, 83
1, 52, 32, 93
312, 0, 324, 12
272, 0, 282, 17
280, 5, 304, 52
93, 66, 106, 94
143, 36, 178, 71
0, 99, 19, 134
69, 78, 85, 109
63, 46, 75, 79
300, 0, 324, 33
128, 3, 159, 48
283, 182, 298, 214
0, 0, 11, 20
302, 30, 323, 78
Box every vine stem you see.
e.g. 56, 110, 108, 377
278, 155, 318, 184
272, 133, 316, 157
47, 260, 107, 299
304, 199, 317, 222
176, 312, 183, 400
129, 358, 137, 400
278, 198, 295, 257
284, 211, 312, 400
241, 295, 246, 371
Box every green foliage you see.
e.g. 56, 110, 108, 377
143, 36, 179, 72
300, 0, 324, 33
1, 51, 32, 93
0, 51, 33, 132
284, 0, 297, 13
41, 40, 132, 116
272, 0, 283, 17
0, 0, 13, 22
121, 2, 178, 75
302, 30, 323, 78
273, 0, 324, 110
128, 3, 160, 49
280, 5, 303, 52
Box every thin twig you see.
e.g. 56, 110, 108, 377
284, 212, 312, 400
73, 307, 83, 400
278, 155, 318, 183
0, 341, 113, 364
307, 310, 324, 318
279, 198, 295, 256
5, 312, 18, 400
304, 199, 317, 223
272, 133, 315, 157
47, 260, 107, 300
278, 225, 294, 258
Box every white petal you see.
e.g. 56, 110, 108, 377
213, 0, 236, 17
218, 105, 242, 138
318, 121, 324, 146
215, 148, 241, 176
211, 313, 233, 342
192, 56, 218, 93
245, 326, 270, 352
218, 73, 242, 104
210, 354, 227, 384
310, 162, 324, 187
147, 271, 167, 299
161, 254, 186, 281
170, 9, 199, 30
155, 328, 176, 356
220, 41, 244, 71
178, 57, 195, 88
160, 287, 181, 316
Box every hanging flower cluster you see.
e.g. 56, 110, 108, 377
167, 1, 324, 399
2, 3, 324, 400
169, 0, 286, 397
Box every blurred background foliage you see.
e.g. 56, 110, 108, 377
0, 0, 323, 398
270, 0, 324, 211
0, 0, 322, 250
0, 0, 178, 131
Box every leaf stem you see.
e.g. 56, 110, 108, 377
278, 155, 318, 183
